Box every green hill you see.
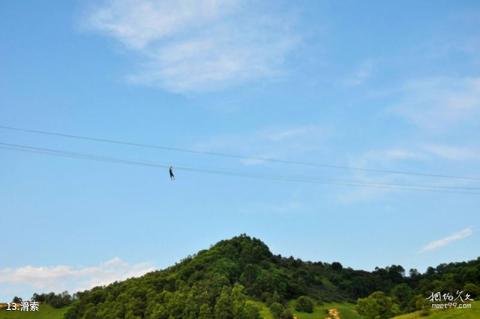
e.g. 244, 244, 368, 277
0, 304, 67, 319
35, 235, 479, 319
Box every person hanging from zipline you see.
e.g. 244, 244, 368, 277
169, 166, 175, 180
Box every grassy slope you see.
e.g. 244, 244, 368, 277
0, 305, 66, 319
250, 301, 274, 319
281, 300, 479, 319
289, 302, 362, 319
250, 301, 362, 319
0, 301, 477, 319
394, 301, 480, 319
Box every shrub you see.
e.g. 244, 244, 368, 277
295, 296, 314, 313
464, 283, 480, 299
357, 291, 400, 319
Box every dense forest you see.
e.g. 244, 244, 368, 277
32, 235, 480, 319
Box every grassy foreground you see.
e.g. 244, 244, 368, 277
256, 300, 479, 319
393, 301, 480, 319
289, 302, 361, 319
0, 301, 477, 319
248, 301, 362, 319
0, 304, 67, 319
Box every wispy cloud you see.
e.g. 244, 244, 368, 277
195, 124, 327, 166
0, 258, 154, 299
420, 227, 473, 253
392, 77, 480, 131
342, 76, 480, 204
423, 144, 480, 161
262, 126, 323, 142
342, 60, 374, 87
336, 143, 480, 203
83, 0, 299, 93
337, 148, 426, 203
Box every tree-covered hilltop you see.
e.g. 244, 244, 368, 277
61, 234, 480, 319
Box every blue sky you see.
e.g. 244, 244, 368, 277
1, 0, 479, 300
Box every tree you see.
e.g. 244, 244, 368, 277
414, 294, 431, 317
294, 296, 314, 313
280, 308, 294, 319
391, 283, 413, 312
409, 268, 420, 278
56, 235, 480, 319
269, 302, 293, 319
269, 302, 285, 319
464, 283, 480, 298
83, 304, 99, 319
357, 291, 400, 319
232, 284, 247, 318
331, 262, 343, 271
198, 304, 213, 319
214, 287, 233, 319
387, 265, 405, 284
243, 301, 261, 319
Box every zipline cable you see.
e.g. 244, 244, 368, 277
1, 142, 479, 195
1, 124, 479, 182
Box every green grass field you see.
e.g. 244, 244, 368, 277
393, 301, 480, 319
262, 300, 479, 319
0, 305, 67, 319
0, 300, 477, 319
288, 302, 362, 319
251, 300, 362, 319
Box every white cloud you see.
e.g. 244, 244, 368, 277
262, 126, 323, 142
376, 148, 426, 162
87, 0, 238, 50
392, 77, 480, 131
420, 227, 473, 253
0, 258, 154, 299
424, 144, 480, 161
357, 144, 480, 164
84, 0, 299, 93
